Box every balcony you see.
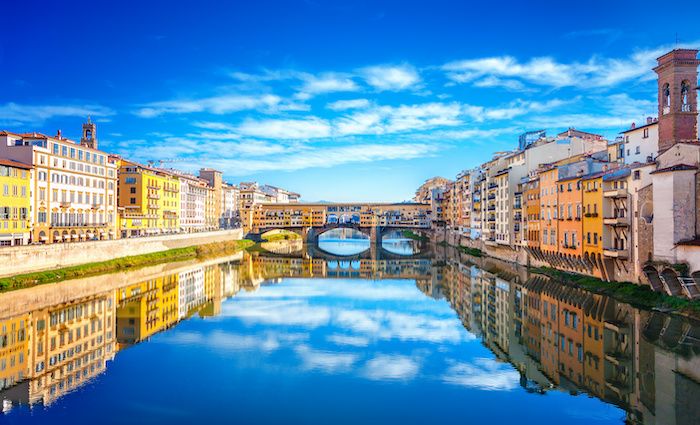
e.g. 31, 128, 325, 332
603, 216, 629, 226
487, 183, 498, 190
604, 189, 628, 198
603, 248, 629, 259
487, 194, 496, 200
60, 201, 71, 208
91, 203, 102, 209
487, 206, 496, 211
147, 184, 161, 190
148, 193, 160, 200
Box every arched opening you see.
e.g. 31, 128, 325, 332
681, 80, 691, 111
317, 228, 369, 256
662, 83, 671, 113
660, 268, 683, 296
643, 265, 663, 292
38, 230, 47, 244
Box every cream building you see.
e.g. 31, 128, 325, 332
0, 120, 118, 243
221, 183, 239, 228
174, 171, 208, 233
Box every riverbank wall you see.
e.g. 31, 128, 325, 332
0, 229, 243, 277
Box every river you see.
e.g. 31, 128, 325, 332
0, 233, 698, 424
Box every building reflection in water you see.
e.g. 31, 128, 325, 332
0, 248, 698, 423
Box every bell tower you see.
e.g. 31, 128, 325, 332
653, 49, 699, 152
80, 116, 98, 149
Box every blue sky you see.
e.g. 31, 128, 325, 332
1, 0, 699, 201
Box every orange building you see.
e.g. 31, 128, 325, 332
539, 166, 559, 256
556, 287, 586, 386
556, 175, 584, 263
524, 176, 541, 248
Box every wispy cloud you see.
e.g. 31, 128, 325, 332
442, 40, 700, 89
0, 102, 114, 126
237, 117, 333, 139
441, 358, 520, 391
360, 64, 421, 91
362, 354, 420, 381
135, 93, 294, 117
326, 98, 371, 111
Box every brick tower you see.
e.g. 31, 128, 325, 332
653, 49, 699, 152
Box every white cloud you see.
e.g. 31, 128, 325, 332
237, 117, 332, 139
299, 72, 359, 95
162, 330, 306, 353
360, 64, 421, 91
441, 358, 520, 391
326, 334, 371, 347
221, 299, 332, 328
295, 345, 359, 373
326, 98, 371, 111
362, 354, 420, 381
0, 102, 114, 126
135, 94, 283, 117
442, 40, 700, 89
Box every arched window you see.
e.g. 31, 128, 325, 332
662, 83, 671, 113
681, 80, 691, 111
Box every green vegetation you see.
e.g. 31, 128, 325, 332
530, 266, 700, 315
0, 239, 254, 291
402, 230, 429, 242
457, 246, 483, 257
261, 230, 301, 242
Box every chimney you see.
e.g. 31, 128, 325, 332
630, 122, 636, 129
56, 129, 62, 139
646, 116, 653, 125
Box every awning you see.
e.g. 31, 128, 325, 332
40, 236, 48, 241
63, 235, 70, 240
72, 234, 79, 239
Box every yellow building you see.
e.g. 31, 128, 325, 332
115, 274, 179, 346
0, 313, 29, 391
27, 291, 116, 406
581, 173, 606, 279
117, 159, 180, 237
0, 159, 32, 246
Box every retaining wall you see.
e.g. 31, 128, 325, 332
0, 229, 243, 277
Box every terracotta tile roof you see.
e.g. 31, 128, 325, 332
0, 159, 32, 169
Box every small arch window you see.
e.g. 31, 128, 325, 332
662, 83, 671, 114
681, 80, 691, 111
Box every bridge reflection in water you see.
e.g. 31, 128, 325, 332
0, 247, 698, 424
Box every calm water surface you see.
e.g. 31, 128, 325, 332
0, 237, 698, 424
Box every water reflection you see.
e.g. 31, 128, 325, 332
317, 228, 369, 255
0, 247, 697, 424
316, 228, 421, 257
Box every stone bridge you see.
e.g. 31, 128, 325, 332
244, 202, 432, 247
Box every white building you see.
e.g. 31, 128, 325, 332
0, 121, 118, 243
620, 118, 659, 165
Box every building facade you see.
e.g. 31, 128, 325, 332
0, 122, 118, 244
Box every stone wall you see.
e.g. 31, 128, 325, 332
0, 229, 243, 277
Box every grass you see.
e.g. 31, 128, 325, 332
456, 246, 483, 257
261, 231, 301, 242
402, 230, 429, 242
0, 239, 254, 291
530, 266, 700, 316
